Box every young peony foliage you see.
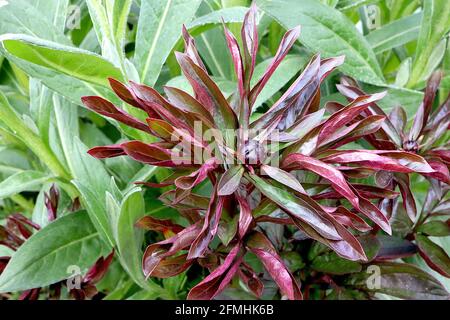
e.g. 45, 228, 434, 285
82, 5, 445, 300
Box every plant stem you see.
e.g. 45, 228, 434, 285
0, 92, 71, 181
10, 194, 34, 212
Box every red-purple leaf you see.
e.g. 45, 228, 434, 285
241, 3, 258, 91
136, 216, 184, 236
188, 191, 225, 259
163, 86, 215, 129
246, 173, 342, 241
374, 235, 417, 261
320, 150, 434, 174
143, 223, 201, 278
223, 23, 245, 97
252, 53, 320, 131
187, 244, 242, 300
394, 173, 417, 221
246, 232, 302, 300
261, 164, 306, 194
217, 165, 244, 196
318, 92, 386, 144
249, 26, 301, 107
88, 145, 126, 159
236, 194, 253, 239
175, 52, 237, 135
238, 262, 264, 298
181, 25, 207, 72
83, 250, 115, 284
282, 153, 359, 208
175, 158, 217, 190
409, 72, 442, 141
81, 96, 151, 133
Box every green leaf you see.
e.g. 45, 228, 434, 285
86, 0, 132, 70
256, 0, 385, 85
53, 96, 114, 246
0, 0, 69, 43
394, 57, 411, 87
408, 0, 450, 87
0, 245, 14, 257
1, 35, 123, 87
366, 13, 422, 54
346, 262, 450, 299
192, 0, 234, 80
115, 189, 150, 289
311, 252, 362, 275
187, 6, 248, 34
418, 221, 450, 237
0, 92, 70, 180
33, 0, 69, 33
0, 211, 107, 293
134, 0, 202, 85
0, 171, 50, 199
416, 235, 450, 278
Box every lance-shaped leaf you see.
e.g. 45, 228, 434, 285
426, 92, 450, 131
187, 244, 242, 300
315, 185, 398, 201
249, 176, 366, 261
336, 81, 402, 146
320, 150, 435, 174
236, 194, 253, 239
246, 232, 302, 300
241, 3, 259, 91
246, 173, 341, 240
418, 221, 450, 237
322, 206, 372, 233
388, 106, 407, 134
249, 26, 301, 107
416, 235, 450, 278
163, 86, 216, 129
120, 141, 187, 167
88, 145, 126, 159
252, 54, 321, 131
188, 191, 225, 259
146, 118, 175, 141
346, 262, 449, 300
108, 78, 155, 114
175, 158, 217, 190
282, 154, 359, 208
422, 159, 450, 184
160, 191, 209, 211
409, 72, 442, 141
238, 262, 264, 298
217, 165, 244, 196
175, 52, 238, 136
81, 96, 151, 133
261, 165, 306, 194
374, 236, 417, 261
318, 115, 385, 150
181, 25, 207, 72
395, 173, 417, 221
128, 81, 190, 131
143, 223, 201, 278
223, 23, 245, 97
349, 186, 391, 235
136, 216, 184, 238
318, 92, 386, 144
